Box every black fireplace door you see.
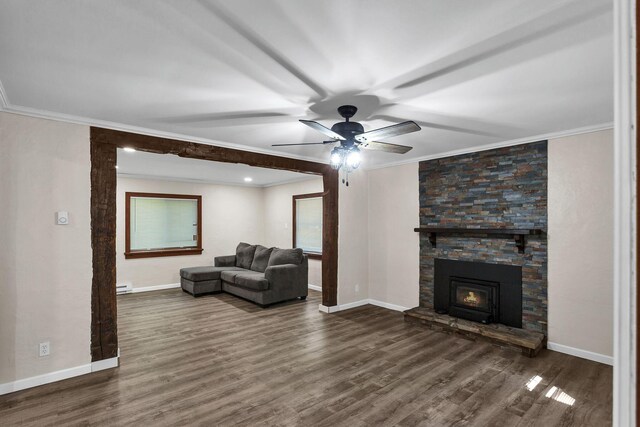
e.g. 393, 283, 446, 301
434, 259, 522, 328
448, 278, 498, 324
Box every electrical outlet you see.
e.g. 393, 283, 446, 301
355, 284, 360, 293
39, 341, 50, 357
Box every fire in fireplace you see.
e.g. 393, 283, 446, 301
434, 259, 522, 328
448, 278, 498, 324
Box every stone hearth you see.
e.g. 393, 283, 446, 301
404, 307, 545, 357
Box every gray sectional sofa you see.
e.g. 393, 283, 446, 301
180, 242, 309, 307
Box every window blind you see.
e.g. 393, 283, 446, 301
295, 197, 322, 253
130, 197, 198, 251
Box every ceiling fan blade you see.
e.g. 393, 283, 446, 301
358, 140, 413, 154
355, 121, 421, 142
272, 141, 335, 147
300, 120, 345, 141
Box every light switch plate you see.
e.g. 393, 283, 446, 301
56, 211, 69, 225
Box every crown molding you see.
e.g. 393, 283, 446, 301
362, 122, 614, 171
0, 102, 328, 165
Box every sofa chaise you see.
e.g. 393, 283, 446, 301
179, 242, 308, 307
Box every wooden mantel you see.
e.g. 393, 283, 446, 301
414, 227, 546, 253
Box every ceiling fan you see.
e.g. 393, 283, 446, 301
272, 105, 421, 182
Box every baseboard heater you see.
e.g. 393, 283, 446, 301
116, 283, 132, 295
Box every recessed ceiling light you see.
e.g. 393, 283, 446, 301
115, 165, 119, 169
123, 147, 136, 153
244, 177, 253, 182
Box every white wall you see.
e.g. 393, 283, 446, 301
548, 129, 614, 359
337, 171, 370, 305
367, 163, 420, 309
0, 112, 92, 384
262, 177, 324, 287
117, 177, 265, 289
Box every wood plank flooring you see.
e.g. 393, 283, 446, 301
0, 289, 612, 426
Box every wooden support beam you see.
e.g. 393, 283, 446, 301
90, 127, 340, 361
94, 128, 328, 175
90, 134, 118, 361
322, 170, 339, 307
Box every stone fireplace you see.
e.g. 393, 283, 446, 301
416, 141, 548, 335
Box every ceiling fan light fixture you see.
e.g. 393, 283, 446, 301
345, 147, 362, 170
273, 105, 421, 185
330, 147, 344, 170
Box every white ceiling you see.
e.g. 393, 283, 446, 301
0, 0, 613, 168
117, 148, 316, 187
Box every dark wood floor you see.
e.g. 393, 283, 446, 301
1, 289, 612, 426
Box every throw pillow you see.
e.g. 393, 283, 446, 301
250, 245, 273, 272
267, 247, 303, 267
236, 242, 257, 269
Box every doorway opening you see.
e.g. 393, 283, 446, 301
90, 127, 339, 362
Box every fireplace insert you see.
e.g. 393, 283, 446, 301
448, 277, 499, 324
434, 258, 522, 328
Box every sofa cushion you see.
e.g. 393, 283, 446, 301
220, 269, 247, 283
267, 247, 304, 267
180, 266, 244, 281
250, 245, 273, 272
236, 242, 257, 270
234, 271, 269, 291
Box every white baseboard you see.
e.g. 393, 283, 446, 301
319, 299, 410, 314
131, 283, 180, 293
91, 355, 119, 372
319, 302, 368, 313
0, 355, 119, 395
308, 284, 322, 292
0, 365, 91, 395
368, 299, 411, 312
547, 342, 613, 366
318, 304, 336, 313
336, 300, 370, 311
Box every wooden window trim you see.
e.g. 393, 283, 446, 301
124, 192, 203, 259
293, 192, 324, 260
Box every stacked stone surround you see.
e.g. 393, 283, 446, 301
419, 141, 548, 334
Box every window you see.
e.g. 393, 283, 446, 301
293, 192, 323, 259
125, 192, 202, 259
